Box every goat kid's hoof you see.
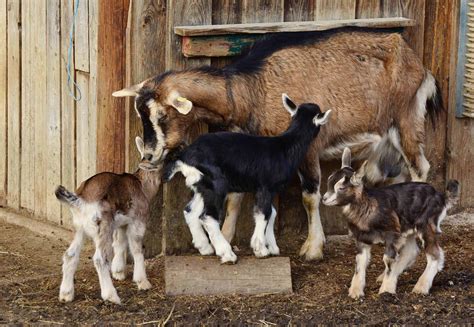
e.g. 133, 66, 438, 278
103, 293, 121, 305
59, 290, 74, 303
267, 244, 280, 256
112, 271, 126, 281
136, 279, 152, 290
348, 287, 364, 300
220, 252, 237, 265
412, 284, 430, 295
198, 244, 215, 256
376, 272, 386, 284
254, 246, 270, 258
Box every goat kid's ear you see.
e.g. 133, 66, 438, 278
341, 147, 351, 168
313, 109, 332, 126
112, 81, 145, 97
282, 93, 298, 117
170, 92, 193, 115
135, 136, 145, 159
351, 160, 368, 186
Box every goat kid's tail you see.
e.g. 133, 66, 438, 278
423, 72, 444, 126
446, 180, 460, 209
55, 185, 81, 207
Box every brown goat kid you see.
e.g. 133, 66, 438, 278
322, 148, 459, 299
55, 137, 160, 304
113, 28, 442, 261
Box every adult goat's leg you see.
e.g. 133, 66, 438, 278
221, 192, 244, 243
299, 152, 325, 261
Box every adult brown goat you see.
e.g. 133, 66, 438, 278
113, 28, 442, 261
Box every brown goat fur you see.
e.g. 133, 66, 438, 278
114, 28, 441, 261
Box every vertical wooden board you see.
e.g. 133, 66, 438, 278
241, 0, 284, 23
0, 0, 7, 205
6, 0, 21, 209
447, 0, 474, 207
33, 0, 48, 219
74, 0, 89, 72
60, 0, 76, 227
284, 0, 315, 22
163, 0, 212, 254
46, 0, 62, 224
381, 0, 400, 17
20, 0, 35, 212
400, 0, 425, 58
88, 0, 98, 177
127, 0, 167, 257
96, 0, 128, 174
356, 0, 381, 18
75, 71, 91, 185
315, 0, 356, 20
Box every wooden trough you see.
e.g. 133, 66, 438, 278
165, 256, 292, 296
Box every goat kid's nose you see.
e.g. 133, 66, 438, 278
143, 154, 153, 162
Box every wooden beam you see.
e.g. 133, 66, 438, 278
175, 17, 415, 36
182, 34, 263, 57
165, 256, 292, 296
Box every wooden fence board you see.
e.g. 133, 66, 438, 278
400, 0, 425, 59
6, 0, 21, 209
75, 71, 92, 185
88, 0, 98, 179
46, 0, 62, 224
75, 0, 89, 72
381, 0, 401, 17
285, 0, 315, 22
356, 0, 381, 18
163, 0, 212, 254
33, 0, 48, 219
0, 0, 7, 205
60, 0, 76, 227
21, 0, 35, 212
165, 256, 292, 295
127, 0, 167, 257
315, 0, 356, 20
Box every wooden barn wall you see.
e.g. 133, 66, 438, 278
123, 0, 463, 256
0, 0, 98, 227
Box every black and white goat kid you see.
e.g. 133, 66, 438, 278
163, 95, 331, 263
322, 148, 459, 299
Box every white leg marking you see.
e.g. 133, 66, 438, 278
184, 194, 214, 255
265, 206, 280, 255
349, 244, 371, 299
127, 223, 151, 291
413, 249, 444, 294
436, 207, 447, 233
92, 242, 121, 304
300, 191, 325, 261
111, 227, 128, 281
221, 193, 244, 243
250, 210, 270, 258
202, 215, 237, 264
59, 229, 85, 302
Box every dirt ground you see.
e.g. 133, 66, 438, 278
0, 211, 473, 325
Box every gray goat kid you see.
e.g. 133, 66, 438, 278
55, 137, 160, 304
322, 148, 459, 299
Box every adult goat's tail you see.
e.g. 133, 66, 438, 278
423, 72, 444, 126
55, 185, 81, 207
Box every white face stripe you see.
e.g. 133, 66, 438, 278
146, 99, 167, 159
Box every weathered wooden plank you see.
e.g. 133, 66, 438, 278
126, 0, 167, 257
242, 0, 284, 23
0, 0, 7, 205
33, 0, 48, 219
285, 0, 315, 22
381, 0, 401, 17
175, 17, 414, 36
165, 256, 292, 295
447, 0, 474, 207
356, 0, 381, 18
88, 0, 98, 178
182, 34, 263, 57
60, 0, 76, 227
400, 0, 425, 59
74, 0, 89, 72
163, 0, 212, 254
75, 71, 93, 185
315, 0, 356, 20
6, 0, 21, 209
46, 0, 62, 224
96, 0, 129, 173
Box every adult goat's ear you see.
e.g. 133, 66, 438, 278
112, 81, 145, 97
135, 136, 145, 159
313, 109, 332, 126
169, 92, 193, 115
341, 147, 351, 168
282, 93, 298, 117
351, 160, 367, 186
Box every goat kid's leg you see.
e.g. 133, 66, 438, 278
92, 243, 120, 304
349, 243, 371, 299
413, 234, 444, 294
202, 215, 237, 264
59, 229, 85, 302
251, 191, 274, 258
111, 227, 128, 281
221, 192, 244, 243
127, 223, 151, 290
184, 193, 214, 255
377, 236, 419, 284
265, 205, 280, 255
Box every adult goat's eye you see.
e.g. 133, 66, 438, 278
158, 115, 168, 124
